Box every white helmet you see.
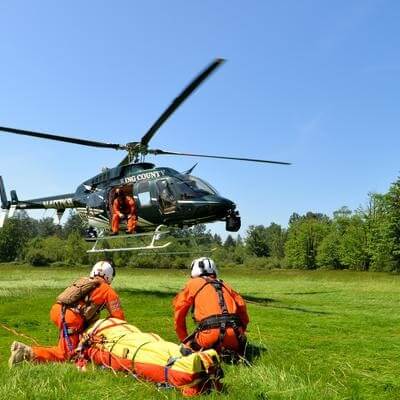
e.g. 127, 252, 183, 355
90, 261, 115, 284
191, 257, 217, 278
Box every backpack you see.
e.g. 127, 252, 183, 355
57, 277, 102, 306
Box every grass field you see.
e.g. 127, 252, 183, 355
0, 265, 399, 400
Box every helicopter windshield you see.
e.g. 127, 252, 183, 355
180, 175, 219, 196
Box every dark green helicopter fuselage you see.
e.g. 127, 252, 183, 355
5, 162, 240, 233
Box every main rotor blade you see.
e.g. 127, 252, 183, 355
148, 149, 292, 165
140, 58, 225, 147
0, 126, 125, 150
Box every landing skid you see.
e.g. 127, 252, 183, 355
87, 225, 171, 254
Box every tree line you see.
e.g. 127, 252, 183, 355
1, 176, 399, 271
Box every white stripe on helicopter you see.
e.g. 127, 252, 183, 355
42, 198, 74, 208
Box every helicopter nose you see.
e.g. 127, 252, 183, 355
218, 196, 235, 209
216, 196, 241, 232
213, 196, 236, 216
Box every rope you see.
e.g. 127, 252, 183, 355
0, 323, 39, 345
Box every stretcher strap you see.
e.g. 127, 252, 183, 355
164, 356, 180, 384
92, 319, 129, 336
108, 334, 128, 354
129, 341, 152, 364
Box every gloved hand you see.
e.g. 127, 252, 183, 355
179, 344, 193, 356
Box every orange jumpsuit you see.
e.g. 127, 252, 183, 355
173, 276, 249, 353
112, 195, 137, 233
86, 347, 211, 397
32, 279, 125, 363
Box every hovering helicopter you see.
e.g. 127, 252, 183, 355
0, 59, 290, 252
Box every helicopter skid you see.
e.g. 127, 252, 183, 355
87, 242, 171, 254
87, 225, 171, 254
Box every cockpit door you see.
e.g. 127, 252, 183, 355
155, 179, 177, 214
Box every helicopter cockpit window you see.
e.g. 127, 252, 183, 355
136, 181, 151, 207
173, 179, 198, 199
184, 175, 219, 195
156, 179, 176, 213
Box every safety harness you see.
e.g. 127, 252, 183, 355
185, 277, 246, 351
60, 305, 77, 354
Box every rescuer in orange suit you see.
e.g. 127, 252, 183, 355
8, 261, 125, 367
111, 187, 137, 234
173, 257, 249, 356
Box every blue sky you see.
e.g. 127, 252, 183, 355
1, 1, 399, 237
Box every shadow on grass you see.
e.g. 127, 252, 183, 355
220, 342, 268, 366
244, 341, 268, 364
269, 304, 331, 315
120, 288, 175, 298
120, 289, 331, 315
282, 291, 339, 296
244, 295, 331, 315
244, 295, 276, 305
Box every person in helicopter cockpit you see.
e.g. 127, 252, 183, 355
159, 180, 176, 212
111, 188, 137, 235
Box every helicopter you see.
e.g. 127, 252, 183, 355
0, 59, 290, 252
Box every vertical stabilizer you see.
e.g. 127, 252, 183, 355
0, 176, 8, 209
0, 176, 10, 228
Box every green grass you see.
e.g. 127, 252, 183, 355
0, 265, 399, 399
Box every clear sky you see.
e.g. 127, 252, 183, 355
0, 1, 399, 237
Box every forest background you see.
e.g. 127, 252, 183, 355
1, 176, 399, 272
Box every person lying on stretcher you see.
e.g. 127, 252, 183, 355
74, 318, 223, 396
9, 315, 223, 397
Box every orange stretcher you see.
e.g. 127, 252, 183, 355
79, 318, 222, 396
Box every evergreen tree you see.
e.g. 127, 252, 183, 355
213, 234, 222, 245
37, 217, 60, 237
62, 210, 86, 237
265, 223, 286, 259
224, 234, 236, 247
246, 225, 270, 257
